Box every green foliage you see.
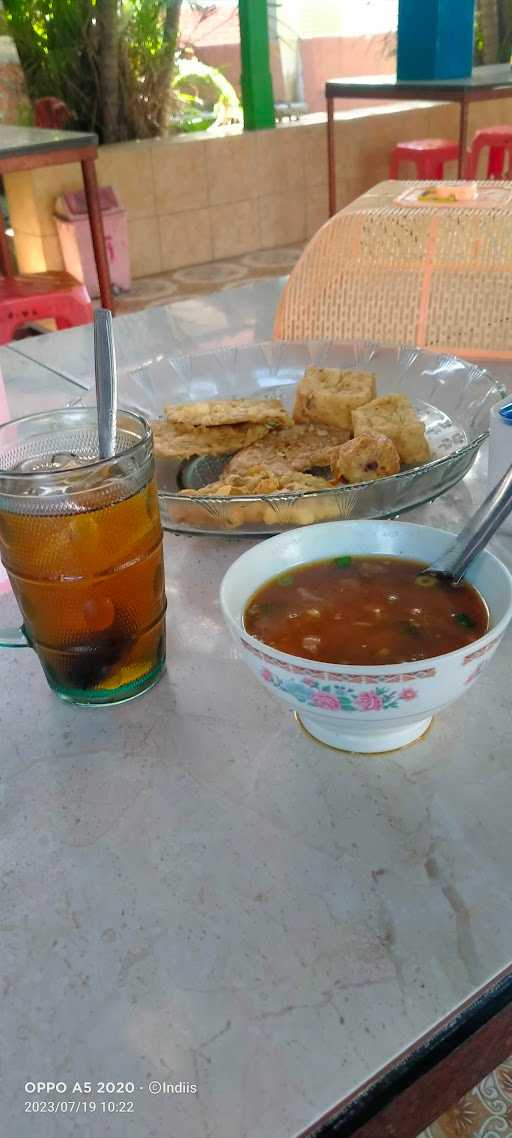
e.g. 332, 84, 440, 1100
173, 57, 239, 107
474, 7, 485, 62
476, 0, 512, 62
125, 0, 171, 59
119, 0, 182, 138
3, 0, 183, 141
17, 99, 34, 126
171, 54, 241, 132
498, 0, 512, 59
3, 0, 96, 130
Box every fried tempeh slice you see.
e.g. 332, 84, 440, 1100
174, 464, 337, 529
152, 419, 273, 459
329, 431, 401, 484
178, 465, 331, 497
164, 396, 292, 428
351, 394, 430, 466
293, 367, 376, 429
225, 422, 350, 476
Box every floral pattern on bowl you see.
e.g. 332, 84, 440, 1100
243, 636, 436, 684
220, 520, 512, 753
261, 668, 418, 712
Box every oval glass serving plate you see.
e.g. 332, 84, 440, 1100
107, 340, 505, 536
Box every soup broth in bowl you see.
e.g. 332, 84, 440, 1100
244, 556, 489, 666
221, 520, 512, 754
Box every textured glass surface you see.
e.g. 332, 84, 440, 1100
90, 341, 505, 535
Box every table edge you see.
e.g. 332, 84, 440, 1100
296, 962, 512, 1138
0, 134, 98, 160
324, 79, 512, 98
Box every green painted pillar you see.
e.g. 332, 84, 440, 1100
239, 0, 275, 130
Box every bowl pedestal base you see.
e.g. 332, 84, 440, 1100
297, 712, 433, 755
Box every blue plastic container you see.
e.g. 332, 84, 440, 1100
397, 0, 475, 81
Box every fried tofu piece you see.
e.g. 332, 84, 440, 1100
225, 422, 350, 476
293, 367, 376, 429
152, 419, 272, 459
351, 394, 430, 466
164, 396, 292, 429
273, 471, 332, 493
329, 432, 400, 485
178, 465, 331, 497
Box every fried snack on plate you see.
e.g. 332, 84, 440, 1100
152, 419, 272, 459
178, 465, 331, 497
351, 394, 430, 466
293, 367, 376, 429
274, 493, 340, 527
329, 431, 400, 484
174, 466, 335, 530
164, 397, 292, 429
225, 422, 350, 476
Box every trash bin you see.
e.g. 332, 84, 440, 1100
54, 186, 131, 298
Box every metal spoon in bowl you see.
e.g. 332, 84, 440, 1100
418, 461, 512, 585
94, 307, 118, 460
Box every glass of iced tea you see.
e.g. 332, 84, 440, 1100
0, 407, 166, 704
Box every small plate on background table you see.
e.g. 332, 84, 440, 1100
395, 184, 512, 209
78, 340, 505, 536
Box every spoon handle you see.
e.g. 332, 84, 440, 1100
428, 461, 512, 582
94, 308, 117, 460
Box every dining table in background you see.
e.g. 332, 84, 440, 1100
325, 64, 512, 216
0, 125, 114, 312
1, 288, 512, 1138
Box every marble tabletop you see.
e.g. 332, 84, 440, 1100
0, 124, 97, 158
8, 278, 511, 399
2, 327, 512, 1138
7, 278, 287, 389
0, 348, 85, 418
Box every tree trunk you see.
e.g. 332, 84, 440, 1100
98, 0, 120, 142
163, 0, 183, 47
154, 0, 183, 133
497, 0, 512, 60
119, 0, 183, 140
479, 0, 500, 62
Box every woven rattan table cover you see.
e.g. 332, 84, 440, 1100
275, 180, 512, 360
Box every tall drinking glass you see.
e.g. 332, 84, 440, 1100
0, 407, 166, 704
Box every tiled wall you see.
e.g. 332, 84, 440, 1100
5, 95, 512, 280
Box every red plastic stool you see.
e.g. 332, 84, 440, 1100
466, 126, 512, 178
389, 139, 460, 179
0, 272, 93, 344
33, 97, 73, 130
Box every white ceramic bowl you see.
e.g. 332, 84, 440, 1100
220, 520, 512, 754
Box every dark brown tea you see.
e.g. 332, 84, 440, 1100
0, 477, 165, 698
244, 555, 489, 665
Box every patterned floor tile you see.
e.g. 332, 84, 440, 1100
171, 262, 247, 286
239, 245, 305, 270
114, 244, 305, 314
418, 1057, 512, 1138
